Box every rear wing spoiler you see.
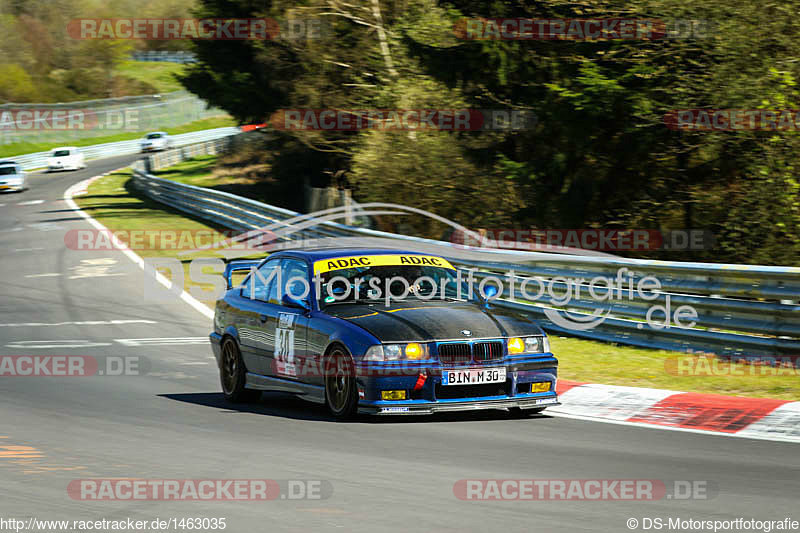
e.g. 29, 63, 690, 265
224, 260, 261, 290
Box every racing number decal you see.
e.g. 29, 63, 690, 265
276, 328, 294, 358
275, 313, 297, 377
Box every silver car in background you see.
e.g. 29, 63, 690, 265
0, 161, 26, 192
141, 132, 172, 152
47, 147, 85, 171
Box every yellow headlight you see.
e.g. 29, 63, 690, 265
507, 337, 525, 355
381, 390, 407, 400
532, 382, 551, 393
405, 343, 424, 360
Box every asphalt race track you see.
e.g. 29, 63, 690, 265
0, 156, 797, 532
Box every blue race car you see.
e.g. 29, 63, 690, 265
210, 248, 559, 418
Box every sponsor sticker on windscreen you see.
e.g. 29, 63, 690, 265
313, 254, 455, 275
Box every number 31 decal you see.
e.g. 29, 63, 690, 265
275, 313, 297, 377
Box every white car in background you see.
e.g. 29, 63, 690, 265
141, 132, 173, 152
47, 147, 85, 171
0, 161, 26, 192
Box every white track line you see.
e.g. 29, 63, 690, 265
64, 173, 214, 320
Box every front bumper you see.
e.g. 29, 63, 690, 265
355, 356, 559, 415
359, 395, 559, 415
0, 182, 24, 191
209, 332, 558, 415
141, 144, 166, 152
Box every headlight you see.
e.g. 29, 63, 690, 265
524, 336, 542, 353
507, 337, 525, 354
364, 345, 384, 361
384, 344, 403, 360
508, 336, 548, 354
405, 343, 424, 360
363, 343, 430, 362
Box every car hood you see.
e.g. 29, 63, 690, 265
325, 300, 544, 342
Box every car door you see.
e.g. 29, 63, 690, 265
271, 258, 311, 381
235, 258, 281, 376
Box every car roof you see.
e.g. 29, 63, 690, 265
270, 248, 441, 262
147, 131, 167, 135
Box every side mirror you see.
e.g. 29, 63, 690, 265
282, 294, 310, 311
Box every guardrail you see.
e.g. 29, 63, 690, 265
11, 127, 240, 171
130, 135, 800, 359
1, 91, 225, 148
131, 51, 197, 63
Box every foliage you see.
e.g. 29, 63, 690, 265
0, 0, 198, 102
179, 0, 799, 264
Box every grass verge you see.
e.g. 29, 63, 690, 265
75, 166, 800, 401
114, 60, 187, 93
1, 116, 235, 159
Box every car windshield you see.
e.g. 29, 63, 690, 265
0, 166, 17, 175
317, 263, 469, 308
146, 133, 163, 139
52, 150, 71, 157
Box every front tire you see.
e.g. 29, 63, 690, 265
220, 337, 260, 403
324, 346, 358, 420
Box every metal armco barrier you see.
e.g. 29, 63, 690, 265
131, 51, 197, 63
128, 135, 800, 358
1, 91, 227, 151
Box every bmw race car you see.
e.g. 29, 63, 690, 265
210, 248, 559, 418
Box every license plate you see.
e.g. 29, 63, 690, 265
535, 397, 558, 405
441, 367, 506, 386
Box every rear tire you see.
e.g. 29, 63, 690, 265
220, 337, 260, 403
324, 346, 358, 420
